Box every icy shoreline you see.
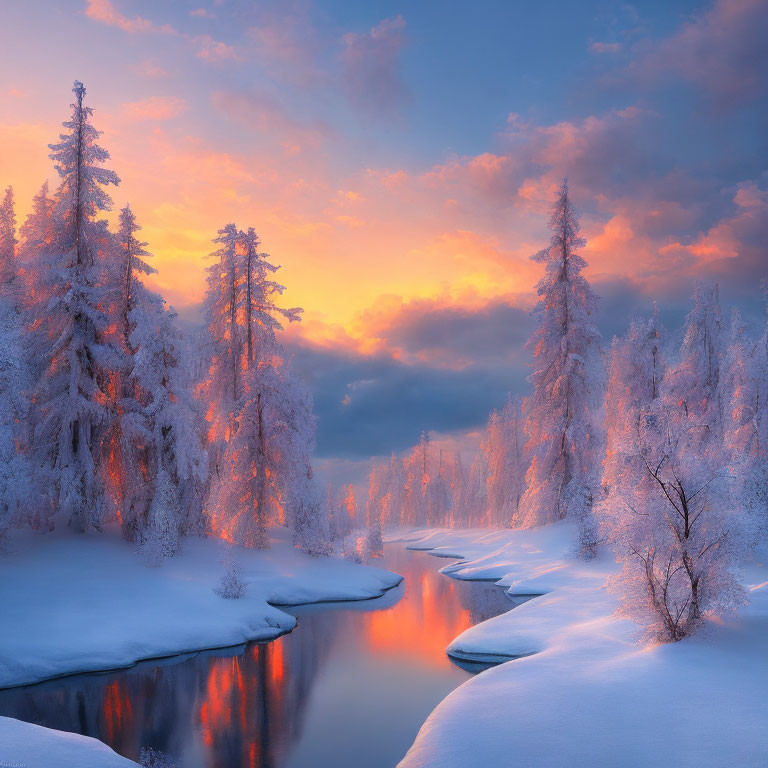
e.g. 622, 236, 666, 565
390, 524, 768, 768
0, 526, 401, 690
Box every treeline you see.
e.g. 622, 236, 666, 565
0, 81, 329, 560
364, 181, 768, 641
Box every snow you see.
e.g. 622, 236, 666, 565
0, 526, 401, 689
0, 716, 139, 767
391, 523, 768, 768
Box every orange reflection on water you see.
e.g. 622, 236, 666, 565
364, 563, 471, 663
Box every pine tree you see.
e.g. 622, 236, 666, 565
32, 81, 121, 532
483, 396, 527, 527
0, 296, 32, 544
0, 186, 17, 287
518, 180, 603, 556
130, 296, 209, 551
722, 307, 767, 538
117, 205, 157, 349
200, 223, 243, 451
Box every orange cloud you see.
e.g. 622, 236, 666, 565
84, 0, 176, 35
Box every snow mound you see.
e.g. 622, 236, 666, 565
0, 716, 139, 767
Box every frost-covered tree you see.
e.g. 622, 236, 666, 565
0, 297, 32, 544
427, 449, 452, 526
601, 312, 666, 497
518, 180, 603, 556
483, 396, 527, 527
239, 226, 301, 365
117, 205, 157, 349
18, 183, 55, 377
0, 185, 17, 287
32, 81, 120, 532
665, 281, 724, 438
200, 223, 243, 450
19, 182, 54, 253
130, 297, 209, 552
602, 297, 745, 642
202, 221, 318, 550
464, 452, 489, 527
722, 307, 767, 537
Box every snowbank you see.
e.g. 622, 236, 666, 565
391, 524, 768, 768
0, 716, 139, 767
0, 526, 401, 688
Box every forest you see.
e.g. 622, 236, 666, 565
1, 82, 766, 647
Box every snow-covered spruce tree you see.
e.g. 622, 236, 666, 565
403, 431, 431, 526
465, 452, 489, 526
665, 281, 724, 440
130, 296, 209, 557
18, 182, 55, 379
200, 223, 243, 455
601, 312, 666, 498
101, 204, 163, 541
140, 469, 179, 567
518, 180, 603, 557
32, 81, 120, 532
722, 307, 767, 540
117, 205, 157, 350
210, 359, 315, 549
239, 226, 302, 364
0, 296, 32, 545
448, 451, 467, 528
483, 396, 527, 527
601, 298, 745, 642
204, 225, 319, 551
0, 185, 17, 287
427, 449, 452, 526
19, 182, 54, 256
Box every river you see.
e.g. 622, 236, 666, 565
0, 543, 512, 768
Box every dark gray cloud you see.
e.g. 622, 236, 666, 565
287, 338, 526, 459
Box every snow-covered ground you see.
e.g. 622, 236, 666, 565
0, 716, 139, 767
0, 526, 401, 689
391, 523, 768, 768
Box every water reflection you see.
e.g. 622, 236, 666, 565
0, 545, 511, 768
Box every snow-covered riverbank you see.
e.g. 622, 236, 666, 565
392, 524, 768, 768
0, 526, 401, 689
0, 716, 139, 767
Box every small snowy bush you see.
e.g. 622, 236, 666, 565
214, 544, 246, 599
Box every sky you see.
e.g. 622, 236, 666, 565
0, 0, 766, 485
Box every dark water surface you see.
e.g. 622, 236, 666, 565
0, 544, 511, 768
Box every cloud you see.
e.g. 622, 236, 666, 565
287, 335, 522, 459
211, 89, 330, 153
340, 15, 409, 117
121, 96, 186, 122
84, 1, 237, 65
630, 0, 768, 110
353, 294, 534, 369
193, 34, 239, 62
249, 4, 325, 88
84, 0, 176, 34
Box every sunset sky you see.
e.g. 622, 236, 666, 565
1, 0, 766, 482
